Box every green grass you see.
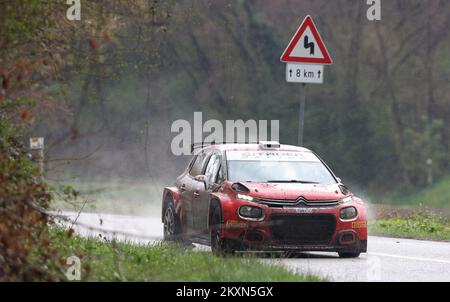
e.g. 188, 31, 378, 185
381, 175, 450, 208
370, 213, 450, 241
49, 229, 323, 282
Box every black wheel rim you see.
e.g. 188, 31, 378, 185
211, 212, 221, 252
164, 207, 175, 237
212, 227, 220, 250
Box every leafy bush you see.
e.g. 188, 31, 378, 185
0, 119, 60, 281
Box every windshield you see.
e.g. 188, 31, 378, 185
226, 151, 337, 184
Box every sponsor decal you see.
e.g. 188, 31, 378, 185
309, 185, 337, 193
352, 221, 367, 229
291, 207, 315, 214
226, 150, 320, 162
225, 220, 248, 229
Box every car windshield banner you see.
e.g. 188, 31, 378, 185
226, 151, 320, 162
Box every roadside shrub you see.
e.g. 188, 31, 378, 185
0, 119, 59, 281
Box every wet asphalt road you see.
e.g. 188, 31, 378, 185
57, 211, 450, 282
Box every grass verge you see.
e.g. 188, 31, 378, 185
380, 175, 450, 208
48, 229, 323, 281
370, 213, 450, 241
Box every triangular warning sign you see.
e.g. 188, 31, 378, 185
280, 15, 332, 65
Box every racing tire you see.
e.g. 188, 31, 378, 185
210, 206, 234, 256
338, 252, 361, 258
163, 201, 182, 242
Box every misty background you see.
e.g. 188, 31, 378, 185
23, 0, 450, 214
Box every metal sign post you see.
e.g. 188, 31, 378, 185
30, 137, 45, 178
280, 15, 332, 146
298, 84, 306, 146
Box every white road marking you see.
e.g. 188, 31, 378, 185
369, 252, 450, 265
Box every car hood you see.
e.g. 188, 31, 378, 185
238, 182, 345, 201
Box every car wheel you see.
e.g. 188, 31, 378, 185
338, 252, 361, 258
163, 202, 181, 242
210, 206, 234, 256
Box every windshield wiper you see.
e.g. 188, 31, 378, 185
267, 180, 319, 184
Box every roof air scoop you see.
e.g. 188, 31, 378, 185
259, 141, 280, 149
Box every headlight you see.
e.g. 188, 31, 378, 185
236, 193, 254, 202
340, 206, 358, 220
238, 206, 263, 220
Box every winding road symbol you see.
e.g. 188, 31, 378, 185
303, 35, 315, 56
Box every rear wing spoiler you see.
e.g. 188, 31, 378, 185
190, 141, 280, 153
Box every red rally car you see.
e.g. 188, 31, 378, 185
161, 141, 367, 258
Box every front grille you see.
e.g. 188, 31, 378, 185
269, 214, 336, 244
259, 197, 340, 208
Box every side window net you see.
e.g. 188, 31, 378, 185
204, 154, 221, 184
190, 152, 209, 176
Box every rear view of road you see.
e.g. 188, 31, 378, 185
57, 211, 450, 282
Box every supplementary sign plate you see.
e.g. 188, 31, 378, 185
286, 63, 324, 84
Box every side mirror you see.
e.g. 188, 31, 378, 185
194, 175, 209, 190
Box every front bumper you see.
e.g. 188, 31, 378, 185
221, 201, 368, 253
